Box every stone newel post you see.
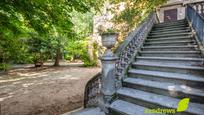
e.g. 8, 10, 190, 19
99, 33, 118, 111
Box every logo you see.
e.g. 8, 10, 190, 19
144, 98, 190, 114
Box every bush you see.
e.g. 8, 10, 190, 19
65, 39, 98, 67
0, 63, 10, 71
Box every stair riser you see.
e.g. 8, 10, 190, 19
151, 27, 190, 33
117, 94, 189, 115
150, 31, 190, 35
155, 22, 187, 26
139, 53, 201, 58
150, 29, 191, 34
132, 64, 204, 76
128, 73, 204, 88
153, 26, 188, 31
144, 42, 195, 46
154, 23, 188, 28
148, 34, 191, 38
123, 82, 204, 103
136, 60, 203, 66
118, 94, 163, 112
154, 24, 188, 28
109, 108, 125, 115
154, 25, 187, 30
146, 38, 192, 43
155, 21, 187, 26
142, 47, 196, 51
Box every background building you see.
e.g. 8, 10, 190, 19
157, 0, 204, 22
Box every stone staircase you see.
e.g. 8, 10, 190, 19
109, 19, 204, 115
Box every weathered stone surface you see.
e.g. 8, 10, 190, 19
69, 107, 105, 115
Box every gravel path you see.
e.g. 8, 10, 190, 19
0, 65, 100, 115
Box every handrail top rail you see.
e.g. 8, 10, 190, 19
114, 12, 155, 56
187, 1, 204, 5
187, 4, 204, 21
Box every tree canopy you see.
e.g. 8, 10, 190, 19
0, 0, 166, 70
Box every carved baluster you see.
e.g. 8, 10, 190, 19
202, 3, 204, 15
99, 32, 118, 113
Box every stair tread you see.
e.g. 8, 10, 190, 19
128, 69, 204, 82
147, 36, 192, 41
145, 40, 194, 44
110, 100, 149, 115
143, 45, 197, 48
148, 33, 191, 38
137, 56, 204, 61
154, 24, 187, 28
124, 78, 204, 97
151, 27, 190, 32
132, 62, 204, 70
155, 19, 186, 25
150, 27, 191, 34
140, 51, 200, 53
117, 88, 204, 114
150, 30, 190, 34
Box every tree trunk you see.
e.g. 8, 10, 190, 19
54, 48, 61, 66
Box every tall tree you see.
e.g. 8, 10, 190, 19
0, 0, 105, 66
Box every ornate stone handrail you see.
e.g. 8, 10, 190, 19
115, 12, 157, 88
84, 72, 102, 108
186, 4, 204, 55
84, 12, 157, 108
190, 1, 204, 16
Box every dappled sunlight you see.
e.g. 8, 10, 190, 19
22, 83, 34, 88
167, 85, 192, 94
180, 85, 192, 92
168, 85, 177, 96
69, 77, 80, 80
0, 95, 13, 102
12, 81, 22, 85
168, 86, 176, 91
57, 75, 72, 80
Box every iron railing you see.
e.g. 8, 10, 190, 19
84, 12, 157, 108
186, 4, 204, 46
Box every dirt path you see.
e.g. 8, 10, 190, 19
0, 65, 100, 115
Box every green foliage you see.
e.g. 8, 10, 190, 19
27, 33, 50, 63
65, 39, 98, 67
0, 63, 10, 71
0, 0, 105, 67
111, 0, 167, 34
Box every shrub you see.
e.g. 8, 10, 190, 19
0, 63, 10, 71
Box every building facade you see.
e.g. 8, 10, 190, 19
157, 0, 204, 22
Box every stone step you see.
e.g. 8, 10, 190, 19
128, 69, 204, 87
150, 29, 191, 35
144, 40, 196, 46
146, 37, 192, 43
70, 107, 105, 115
153, 24, 187, 29
142, 45, 198, 51
109, 100, 150, 115
132, 62, 204, 76
139, 51, 201, 58
123, 78, 204, 103
155, 19, 186, 26
151, 27, 190, 33
148, 33, 192, 38
152, 26, 188, 31
117, 88, 204, 115
136, 56, 204, 66
154, 22, 187, 27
